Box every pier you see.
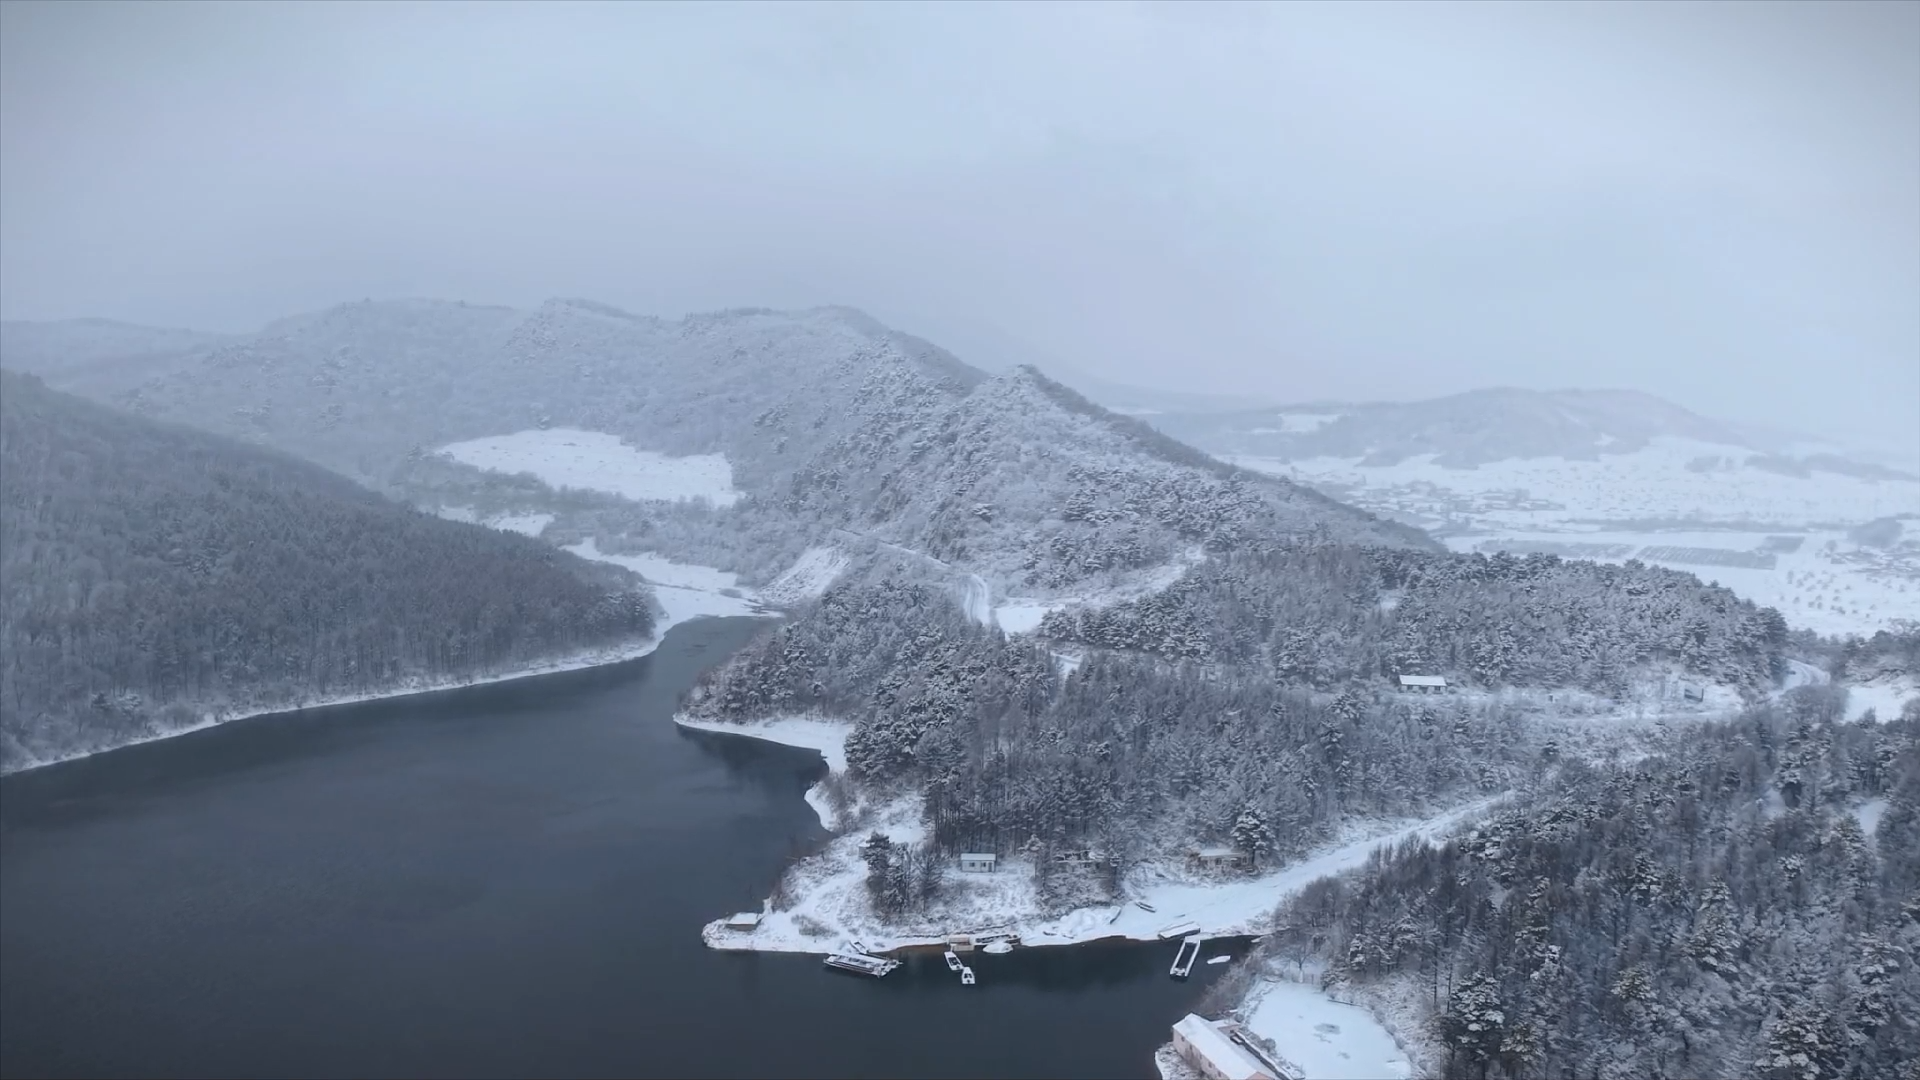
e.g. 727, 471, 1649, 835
1169, 935, 1202, 978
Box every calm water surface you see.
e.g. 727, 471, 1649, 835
0, 618, 1242, 1079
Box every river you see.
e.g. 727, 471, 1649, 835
0, 617, 1244, 1080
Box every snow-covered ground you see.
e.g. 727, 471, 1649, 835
1854, 797, 1889, 839
688, 712, 1505, 960
1844, 677, 1919, 723
1241, 979, 1414, 1080
1434, 528, 1919, 638
436, 428, 741, 506
1233, 436, 1919, 530
432, 505, 555, 537
757, 546, 851, 606
564, 538, 763, 624
973, 548, 1209, 636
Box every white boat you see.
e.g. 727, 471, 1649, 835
982, 940, 1013, 954
960, 966, 976, 985
825, 953, 901, 978
944, 949, 963, 972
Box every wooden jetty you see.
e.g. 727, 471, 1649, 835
1169, 935, 1202, 978
824, 952, 901, 978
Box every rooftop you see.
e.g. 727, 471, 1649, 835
1173, 1014, 1277, 1080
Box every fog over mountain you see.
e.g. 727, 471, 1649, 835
2, 1, 1914, 465
4, 6, 1919, 1080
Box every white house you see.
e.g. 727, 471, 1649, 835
958, 853, 998, 873
1170, 1014, 1294, 1080
1398, 674, 1447, 694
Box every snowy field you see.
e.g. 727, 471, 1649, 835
436, 428, 740, 506
1435, 528, 1920, 638
1231, 436, 1919, 530
688, 707, 1505, 961
563, 538, 763, 625
1241, 979, 1414, 1080
1845, 677, 1919, 723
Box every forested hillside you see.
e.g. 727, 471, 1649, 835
1244, 708, 1920, 1080
13, 300, 1432, 599
1039, 544, 1787, 696
0, 372, 656, 771
682, 580, 1534, 903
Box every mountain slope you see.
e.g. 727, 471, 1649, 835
40, 299, 1432, 598
0, 371, 656, 771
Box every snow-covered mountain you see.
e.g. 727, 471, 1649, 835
1140, 387, 1920, 636
4, 300, 1432, 604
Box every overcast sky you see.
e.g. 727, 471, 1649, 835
3, 0, 1915, 459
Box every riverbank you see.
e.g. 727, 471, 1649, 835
681, 711, 1506, 961
0, 580, 779, 778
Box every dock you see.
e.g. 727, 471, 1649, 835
824, 952, 901, 978
1169, 935, 1202, 978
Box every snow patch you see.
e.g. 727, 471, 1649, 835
436, 428, 740, 506
758, 547, 851, 606
990, 548, 1207, 636
1244, 980, 1413, 1080
563, 538, 762, 624
1854, 797, 1889, 838
433, 506, 554, 536
1845, 678, 1918, 723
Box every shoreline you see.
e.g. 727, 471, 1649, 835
679, 713, 1506, 962
3, 610, 772, 778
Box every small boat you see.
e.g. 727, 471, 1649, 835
1207, 955, 1231, 965
960, 966, 976, 985
944, 949, 963, 972
982, 940, 1013, 954
1135, 901, 1158, 913
825, 952, 900, 978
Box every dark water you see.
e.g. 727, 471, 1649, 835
1, 618, 1242, 1080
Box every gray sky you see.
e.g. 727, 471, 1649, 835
3, 0, 1916, 460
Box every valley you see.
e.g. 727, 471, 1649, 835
4, 303, 1916, 1080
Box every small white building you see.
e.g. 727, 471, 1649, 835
1170, 1014, 1288, 1080
1189, 845, 1248, 872
1398, 674, 1448, 694
725, 911, 762, 931
958, 853, 998, 873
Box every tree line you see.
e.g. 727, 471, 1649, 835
0, 371, 656, 770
